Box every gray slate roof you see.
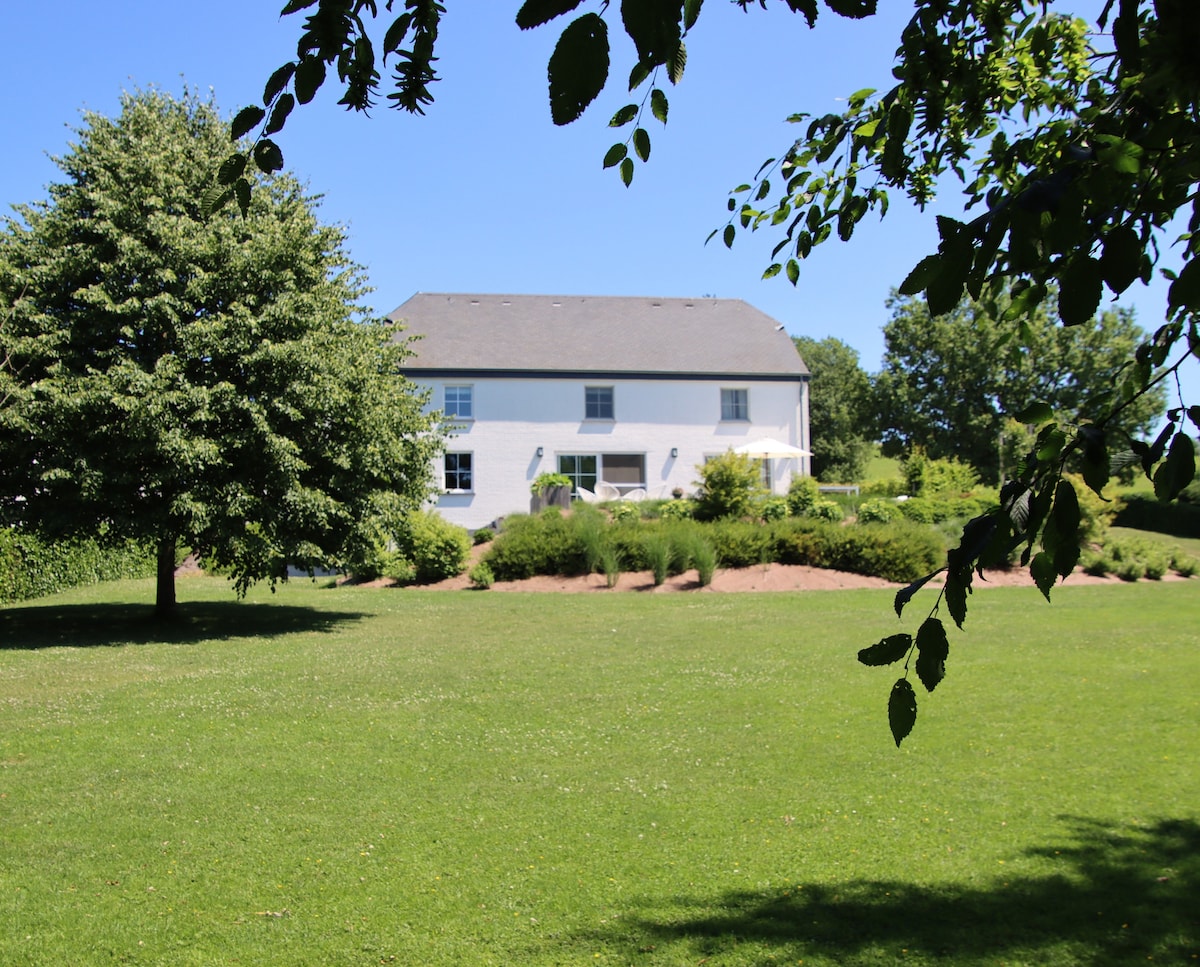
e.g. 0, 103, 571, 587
389, 293, 808, 379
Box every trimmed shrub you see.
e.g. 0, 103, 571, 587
659, 499, 695, 520
786, 475, 820, 516
472, 527, 495, 546
397, 511, 471, 583
469, 561, 495, 589
861, 477, 907, 498
856, 498, 901, 524
483, 511, 588, 580
808, 499, 845, 523
608, 502, 640, 523
0, 530, 156, 604
707, 519, 775, 568
1172, 553, 1198, 577
758, 496, 790, 522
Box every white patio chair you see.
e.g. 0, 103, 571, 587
594, 481, 621, 502
621, 487, 647, 502
576, 486, 598, 503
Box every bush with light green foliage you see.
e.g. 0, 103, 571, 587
902, 447, 979, 496
396, 511, 471, 583
856, 498, 902, 524
693, 451, 764, 520
659, 498, 695, 520
786, 475, 821, 516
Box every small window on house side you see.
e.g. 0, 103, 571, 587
721, 388, 749, 421
444, 385, 473, 420
444, 452, 473, 492
585, 386, 614, 420
558, 454, 598, 494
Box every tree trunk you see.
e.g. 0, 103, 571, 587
155, 536, 177, 617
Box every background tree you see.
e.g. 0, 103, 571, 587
874, 290, 1165, 483
791, 335, 874, 482
0, 88, 442, 615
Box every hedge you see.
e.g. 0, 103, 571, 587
0, 530, 156, 604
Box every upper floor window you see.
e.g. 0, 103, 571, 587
444, 385, 473, 420
721, 388, 749, 421
585, 386, 614, 420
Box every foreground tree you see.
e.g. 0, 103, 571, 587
0, 89, 441, 615
791, 335, 874, 482
875, 291, 1165, 482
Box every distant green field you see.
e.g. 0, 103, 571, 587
1, 576, 1196, 966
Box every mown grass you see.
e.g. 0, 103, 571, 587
1, 575, 1197, 966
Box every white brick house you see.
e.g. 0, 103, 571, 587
390, 293, 811, 530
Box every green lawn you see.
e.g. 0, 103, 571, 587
1, 576, 1197, 966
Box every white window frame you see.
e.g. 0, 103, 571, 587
584, 386, 615, 421
443, 384, 474, 421
443, 452, 474, 493
720, 387, 749, 422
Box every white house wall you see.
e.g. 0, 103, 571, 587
417, 376, 810, 530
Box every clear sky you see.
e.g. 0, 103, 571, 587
1, 1, 1188, 408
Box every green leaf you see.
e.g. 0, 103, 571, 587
888, 678, 917, 747
1030, 551, 1057, 601
894, 569, 942, 618
548, 14, 610, 126
762, 263, 782, 280
263, 62, 296, 107
914, 617, 948, 692
898, 254, 941, 296
723, 224, 736, 249
1058, 256, 1102, 326
280, 0, 317, 13
602, 143, 627, 169
1078, 425, 1109, 495
1095, 135, 1143, 175
944, 567, 971, 630
516, 0, 585, 29
786, 259, 800, 285
264, 93, 295, 137
294, 56, 326, 105
217, 153, 248, 186
633, 127, 651, 162
683, 0, 703, 31
628, 61, 651, 91
230, 105, 265, 141
650, 88, 668, 124
1013, 401, 1054, 426
1168, 258, 1200, 316
609, 104, 638, 127
200, 182, 233, 219
619, 157, 634, 187
1099, 226, 1142, 295
1153, 432, 1196, 501
858, 633, 913, 667
382, 13, 413, 55
1049, 480, 1081, 578
233, 177, 252, 219
252, 139, 284, 174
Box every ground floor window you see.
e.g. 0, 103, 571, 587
558, 453, 646, 495
558, 454, 598, 494
444, 452, 473, 492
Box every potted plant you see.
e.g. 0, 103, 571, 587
531, 471, 572, 512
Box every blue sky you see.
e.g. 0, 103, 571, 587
1, 1, 1188, 408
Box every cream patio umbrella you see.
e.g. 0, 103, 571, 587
732, 438, 812, 494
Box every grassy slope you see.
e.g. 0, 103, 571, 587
1, 576, 1196, 966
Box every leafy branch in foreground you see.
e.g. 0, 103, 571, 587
216, 0, 882, 209
705, 0, 1200, 743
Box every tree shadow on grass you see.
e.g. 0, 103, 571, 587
0, 600, 367, 650
587, 816, 1199, 966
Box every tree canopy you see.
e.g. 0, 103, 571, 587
0, 89, 442, 614
220, 0, 1197, 743
875, 289, 1165, 482
791, 335, 874, 483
